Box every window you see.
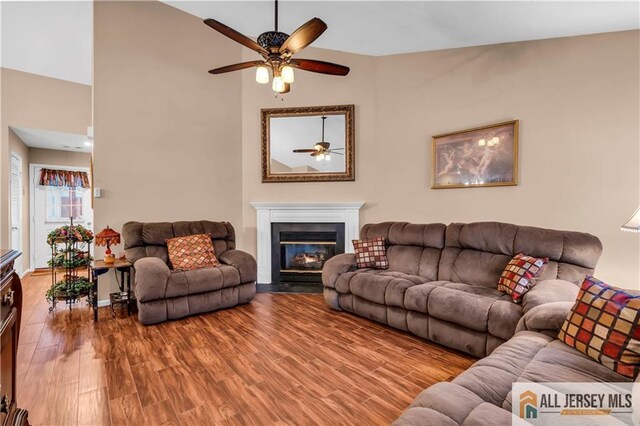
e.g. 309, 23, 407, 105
46, 187, 84, 223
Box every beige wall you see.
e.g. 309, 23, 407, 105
93, 1, 243, 299
0, 68, 91, 272
241, 30, 640, 289
91, 2, 638, 291
29, 147, 91, 168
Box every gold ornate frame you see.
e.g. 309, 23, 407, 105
431, 120, 519, 189
261, 104, 355, 183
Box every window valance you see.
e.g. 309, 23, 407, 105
39, 168, 90, 188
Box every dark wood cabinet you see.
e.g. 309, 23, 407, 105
0, 250, 28, 426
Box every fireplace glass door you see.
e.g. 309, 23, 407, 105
271, 223, 345, 284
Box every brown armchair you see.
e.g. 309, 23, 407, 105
123, 221, 256, 325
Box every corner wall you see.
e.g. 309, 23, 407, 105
93, 1, 243, 299
241, 30, 640, 288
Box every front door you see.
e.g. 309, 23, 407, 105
31, 165, 93, 269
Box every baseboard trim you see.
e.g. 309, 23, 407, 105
97, 299, 111, 308
20, 269, 33, 279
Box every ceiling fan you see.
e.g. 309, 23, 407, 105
204, 0, 350, 94
293, 116, 344, 161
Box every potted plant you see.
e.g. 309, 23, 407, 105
47, 223, 94, 308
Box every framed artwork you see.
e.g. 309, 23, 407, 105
432, 120, 519, 189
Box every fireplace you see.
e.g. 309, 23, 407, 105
250, 202, 364, 284
271, 223, 345, 284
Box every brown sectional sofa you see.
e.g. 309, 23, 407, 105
393, 301, 636, 425
123, 221, 256, 325
322, 221, 603, 357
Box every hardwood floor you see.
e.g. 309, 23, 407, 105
16, 273, 475, 425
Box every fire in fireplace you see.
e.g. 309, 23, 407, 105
271, 223, 345, 284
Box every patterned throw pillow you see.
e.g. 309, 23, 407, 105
559, 277, 640, 379
352, 236, 389, 269
166, 233, 220, 271
497, 253, 548, 302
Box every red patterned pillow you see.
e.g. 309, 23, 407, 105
559, 277, 640, 379
166, 233, 219, 271
497, 253, 548, 302
352, 236, 389, 269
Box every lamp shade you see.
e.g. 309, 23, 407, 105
95, 226, 121, 246
621, 206, 640, 232
255, 66, 269, 84
281, 65, 295, 83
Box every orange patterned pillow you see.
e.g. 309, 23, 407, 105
559, 276, 640, 379
166, 233, 219, 271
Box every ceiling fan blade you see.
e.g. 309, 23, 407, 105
293, 149, 317, 153
280, 18, 327, 55
290, 59, 350, 76
208, 61, 264, 74
330, 152, 344, 156
331, 148, 345, 150
204, 18, 269, 57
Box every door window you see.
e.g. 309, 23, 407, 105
45, 187, 85, 223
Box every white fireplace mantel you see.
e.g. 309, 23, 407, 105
250, 202, 365, 284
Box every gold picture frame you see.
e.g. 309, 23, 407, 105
261, 104, 355, 183
432, 120, 519, 189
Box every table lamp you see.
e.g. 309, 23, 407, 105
621, 206, 640, 233
95, 226, 121, 264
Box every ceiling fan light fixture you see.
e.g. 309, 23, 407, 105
281, 65, 295, 83
256, 66, 270, 84
272, 75, 286, 93
325, 153, 331, 161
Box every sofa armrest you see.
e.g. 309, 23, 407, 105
322, 253, 357, 289
515, 301, 574, 336
134, 257, 171, 303
522, 279, 579, 313
218, 250, 257, 283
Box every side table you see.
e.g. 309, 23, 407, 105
91, 259, 134, 321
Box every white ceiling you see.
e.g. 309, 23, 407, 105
0, 1, 637, 85
167, 1, 640, 56
1, 0, 93, 85
11, 127, 92, 153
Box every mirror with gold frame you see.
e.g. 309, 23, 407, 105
261, 104, 355, 182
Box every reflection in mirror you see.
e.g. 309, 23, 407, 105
271, 115, 346, 174
262, 105, 354, 182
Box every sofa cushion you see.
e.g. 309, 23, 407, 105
427, 283, 521, 335
439, 222, 602, 287
353, 236, 389, 269
164, 265, 241, 299
404, 281, 449, 313
410, 382, 485, 424
348, 270, 429, 308
461, 403, 514, 426
559, 276, 640, 379
518, 339, 634, 384
124, 220, 236, 265
393, 407, 458, 426
497, 253, 548, 302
